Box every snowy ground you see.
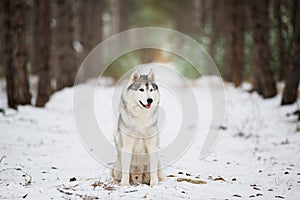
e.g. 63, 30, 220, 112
0, 77, 299, 200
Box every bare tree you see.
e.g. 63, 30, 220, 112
2, 0, 31, 108
79, 0, 103, 58
30, 0, 39, 75
249, 0, 277, 98
14, 0, 32, 105
3, 0, 17, 109
274, 0, 288, 81
35, 0, 52, 107
110, 0, 120, 35
228, 0, 245, 86
281, 0, 300, 105
208, 0, 219, 62
55, 0, 76, 90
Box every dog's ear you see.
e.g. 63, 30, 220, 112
130, 70, 140, 82
148, 69, 155, 81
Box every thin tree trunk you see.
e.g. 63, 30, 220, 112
14, 0, 31, 105
192, 0, 201, 37
281, 0, 300, 105
77, 0, 103, 79
55, 0, 76, 90
110, 0, 120, 35
3, 0, 31, 108
36, 0, 52, 107
79, 0, 99, 57
200, 0, 207, 33
229, 0, 244, 87
2, 0, 17, 109
31, 0, 39, 74
209, 0, 218, 62
223, 33, 232, 82
274, 0, 288, 81
249, 0, 277, 98
119, 0, 131, 32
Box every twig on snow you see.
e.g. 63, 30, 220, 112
0, 155, 6, 164
57, 186, 99, 199
0, 167, 32, 186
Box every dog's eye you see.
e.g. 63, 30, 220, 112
139, 88, 144, 92
150, 89, 153, 92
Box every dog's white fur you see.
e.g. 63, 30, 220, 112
111, 69, 162, 186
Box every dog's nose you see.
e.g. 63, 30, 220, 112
147, 98, 153, 104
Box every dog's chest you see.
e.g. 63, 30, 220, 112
132, 139, 147, 154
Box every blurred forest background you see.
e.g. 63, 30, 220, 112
0, 0, 299, 109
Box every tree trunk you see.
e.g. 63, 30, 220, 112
3, 0, 31, 108
79, 0, 103, 57
209, 0, 218, 62
229, 0, 244, 87
2, 0, 17, 109
249, 0, 277, 98
281, 0, 300, 105
55, 0, 76, 91
14, 0, 31, 105
200, 0, 207, 34
31, 0, 39, 75
223, 34, 232, 82
274, 0, 288, 81
110, 0, 120, 35
119, 0, 132, 32
35, 0, 52, 107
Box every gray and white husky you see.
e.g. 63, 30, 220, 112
111, 69, 163, 187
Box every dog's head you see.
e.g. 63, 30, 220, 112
126, 69, 160, 110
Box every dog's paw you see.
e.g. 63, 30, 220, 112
150, 178, 159, 187
120, 180, 130, 187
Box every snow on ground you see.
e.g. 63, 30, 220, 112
0, 77, 299, 200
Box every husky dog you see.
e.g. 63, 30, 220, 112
111, 69, 162, 187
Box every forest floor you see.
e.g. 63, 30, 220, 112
0, 77, 299, 200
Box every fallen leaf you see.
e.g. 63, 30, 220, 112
176, 178, 206, 184
253, 187, 260, 190
124, 190, 138, 193
167, 174, 176, 177
69, 177, 76, 182
92, 181, 103, 188
213, 177, 226, 182
219, 125, 227, 130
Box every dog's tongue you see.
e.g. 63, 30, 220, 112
145, 104, 151, 109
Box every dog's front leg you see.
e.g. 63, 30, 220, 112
120, 136, 134, 186
147, 138, 159, 187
